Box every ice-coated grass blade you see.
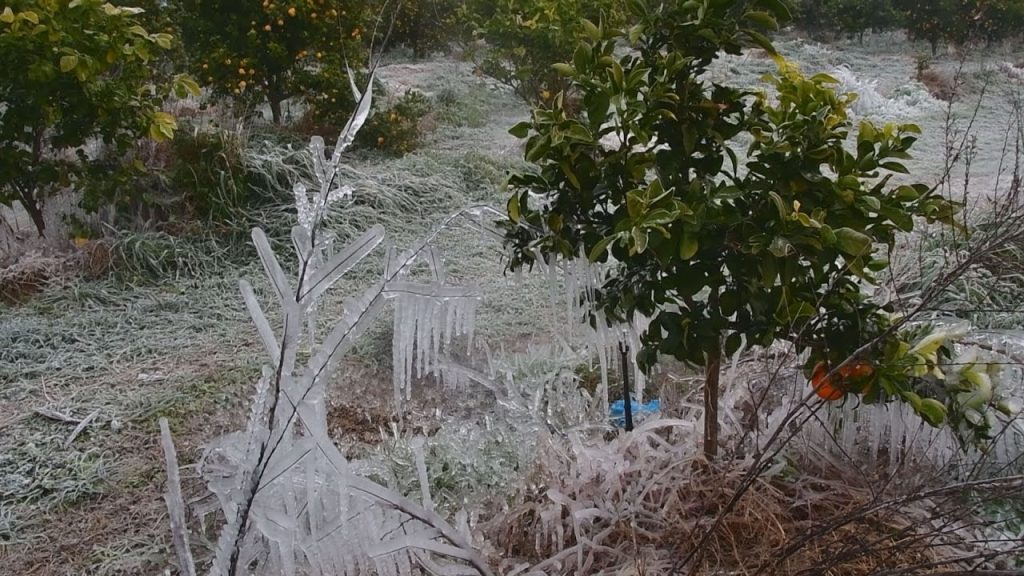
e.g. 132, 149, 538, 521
252, 227, 295, 308
240, 279, 282, 363
160, 418, 197, 576
300, 225, 386, 305
334, 67, 374, 158
291, 225, 313, 264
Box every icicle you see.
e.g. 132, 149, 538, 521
410, 437, 434, 512
431, 299, 443, 379
445, 297, 457, 347
415, 297, 427, 391
464, 298, 477, 353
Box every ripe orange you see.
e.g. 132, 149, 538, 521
811, 362, 843, 401
838, 360, 874, 382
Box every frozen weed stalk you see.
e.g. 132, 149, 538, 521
159, 65, 493, 576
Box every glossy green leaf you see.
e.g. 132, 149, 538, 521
589, 234, 618, 262
917, 399, 947, 426
507, 192, 521, 223
509, 121, 531, 139
679, 231, 698, 260
59, 54, 79, 73
551, 62, 575, 77
741, 29, 777, 54
743, 11, 778, 30
834, 227, 872, 256
632, 227, 649, 253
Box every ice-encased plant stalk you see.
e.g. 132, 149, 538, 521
161, 66, 492, 576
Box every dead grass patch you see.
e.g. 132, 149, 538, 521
0, 254, 65, 304
918, 68, 957, 102
328, 402, 394, 445
487, 420, 1018, 575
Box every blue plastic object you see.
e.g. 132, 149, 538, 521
609, 399, 661, 427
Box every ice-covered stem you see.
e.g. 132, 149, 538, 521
150, 44, 491, 574
159, 418, 197, 576
210, 82, 487, 574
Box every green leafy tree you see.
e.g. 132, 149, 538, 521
0, 0, 189, 236
374, 0, 460, 58
460, 0, 626, 108
503, 0, 967, 458
895, 0, 962, 54
173, 0, 368, 124
793, 0, 839, 36
794, 0, 900, 42
973, 0, 1024, 45
833, 0, 898, 43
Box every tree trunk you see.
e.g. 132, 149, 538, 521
269, 95, 283, 125
16, 185, 46, 237
268, 78, 284, 124
930, 38, 939, 56
704, 333, 722, 461
20, 126, 49, 236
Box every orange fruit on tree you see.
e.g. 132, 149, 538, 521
838, 359, 874, 382
810, 362, 843, 401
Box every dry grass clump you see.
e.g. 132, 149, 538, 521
0, 240, 116, 304
487, 418, 1019, 575
0, 253, 69, 304
918, 68, 957, 102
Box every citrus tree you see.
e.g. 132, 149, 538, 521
894, 0, 961, 54
794, 0, 900, 42
460, 0, 626, 108
0, 0, 188, 236
974, 0, 1024, 46
373, 0, 460, 58
503, 0, 968, 458
173, 0, 369, 124
833, 0, 899, 43
793, 0, 838, 36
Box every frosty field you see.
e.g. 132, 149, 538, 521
2, 33, 1024, 575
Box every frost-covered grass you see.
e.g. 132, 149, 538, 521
3, 42, 1024, 574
